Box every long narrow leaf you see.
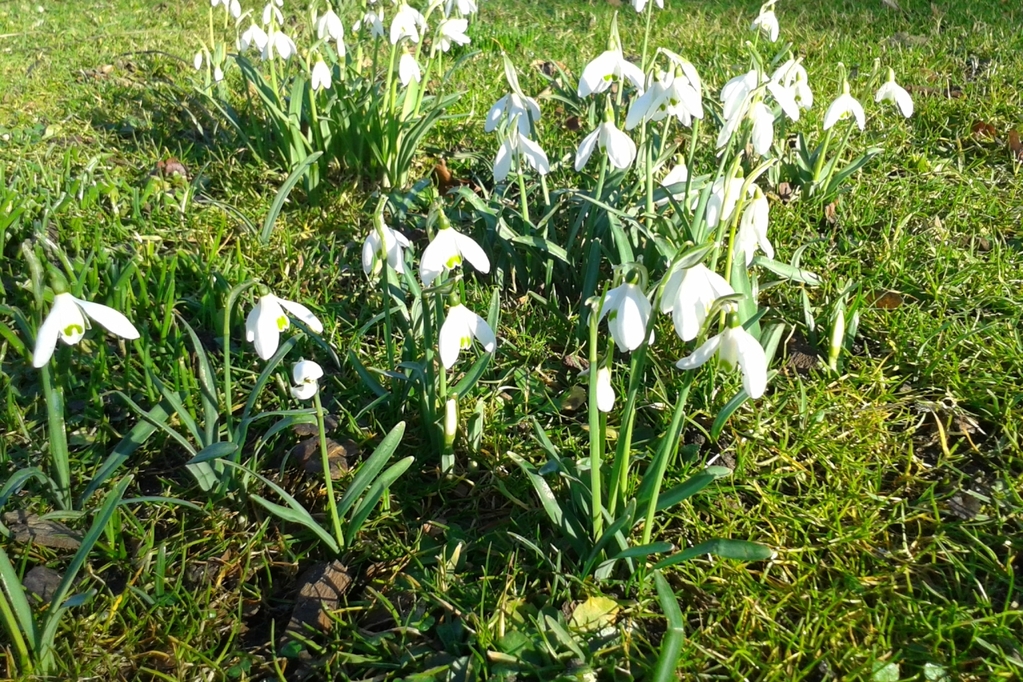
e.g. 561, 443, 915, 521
82, 400, 170, 504
260, 152, 324, 244
650, 571, 685, 682
344, 456, 414, 545
0, 546, 38, 655
336, 422, 406, 520
652, 539, 774, 571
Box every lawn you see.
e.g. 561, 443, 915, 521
0, 0, 1021, 680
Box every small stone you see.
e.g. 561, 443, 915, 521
23, 566, 63, 603
4, 511, 83, 550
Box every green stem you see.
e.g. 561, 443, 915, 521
223, 297, 234, 441
40, 364, 71, 510
517, 163, 531, 224
640, 0, 655, 72
587, 300, 605, 540
435, 291, 452, 474
641, 377, 692, 546
373, 199, 396, 373
607, 342, 648, 517
811, 127, 834, 189
314, 392, 345, 550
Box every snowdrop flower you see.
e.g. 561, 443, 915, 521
290, 360, 323, 400
735, 187, 773, 266
262, 2, 283, 26
435, 18, 470, 52
390, 3, 427, 45
823, 82, 865, 130
676, 317, 768, 399
575, 117, 637, 172
311, 60, 332, 91
32, 292, 140, 368
625, 70, 671, 130
721, 69, 759, 122
245, 294, 323, 361
362, 224, 411, 277
212, 0, 241, 18
751, 3, 779, 43
595, 366, 615, 412
704, 170, 744, 228
660, 264, 734, 342
214, 66, 224, 82
577, 46, 645, 98
749, 101, 775, 156
632, 0, 663, 11
493, 126, 550, 182
354, 9, 385, 39
599, 282, 651, 353
766, 79, 800, 121
398, 53, 421, 86
660, 164, 688, 187
262, 31, 297, 61
316, 9, 344, 42
875, 68, 913, 118
772, 59, 812, 110
239, 24, 269, 53
193, 51, 203, 70
439, 304, 497, 369
485, 92, 541, 137
444, 0, 478, 16
420, 224, 490, 287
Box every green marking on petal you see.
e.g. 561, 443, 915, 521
276, 315, 290, 331
459, 335, 472, 350
445, 254, 463, 269
63, 324, 84, 337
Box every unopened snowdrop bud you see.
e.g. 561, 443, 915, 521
443, 397, 458, 448
828, 301, 845, 372
875, 68, 914, 118
194, 51, 203, 70
311, 60, 332, 91
214, 66, 224, 82
595, 367, 615, 412
751, 5, 779, 43
399, 52, 421, 86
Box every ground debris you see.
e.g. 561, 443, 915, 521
4, 511, 83, 550
23, 566, 63, 603
286, 561, 353, 636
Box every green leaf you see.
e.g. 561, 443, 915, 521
651, 467, 731, 513
187, 442, 240, 464
260, 152, 324, 244
82, 400, 171, 504
345, 456, 414, 545
178, 316, 220, 446
0, 545, 38, 658
250, 495, 340, 553
753, 255, 821, 285
650, 571, 684, 682
653, 539, 773, 570
871, 661, 900, 682
336, 422, 406, 520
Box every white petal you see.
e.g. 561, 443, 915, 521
493, 138, 513, 182
399, 53, 421, 86
453, 231, 491, 274
467, 311, 497, 352
438, 305, 471, 369
74, 297, 140, 340
767, 81, 799, 122
277, 297, 323, 334
362, 232, 380, 275
676, 334, 723, 370
618, 59, 646, 92
485, 95, 508, 133
659, 268, 684, 314
602, 123, 637, 170
750, 101, 774, 156
732, 328, 768, 398
250, 296, 284, 360
420, 229, 457, 286
578, 51, 618, 97
290, 381, 318, 400
292, 360, 324, 383
517, 134, 550, 175
596, 367, 615, 412
611, 284, 650, 352
32, 294, 81, 367
574, 127, 600, 171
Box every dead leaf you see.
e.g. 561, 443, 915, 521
289, 437, 355, 478
869, 291, 905, 309
23, 566, 63, 603
562, 354, 588, 372
4, 511, 83, 550
775, 181, 796, 204
1009, 130, 1023, 160
565, 115, 582, 132
286, 561, 353, 635
824, 201, 839, 226
570, 595, 619, 632
292, 414, 339, 437
971, 120, 997, 138
154, 157, 188, 178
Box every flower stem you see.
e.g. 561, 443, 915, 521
640, 0, 655, 73
314, 392, 345, 550
40, 364, 71, 510
222, 296, 234, 441
607, 341, 648, 517
587, 299, 605, 540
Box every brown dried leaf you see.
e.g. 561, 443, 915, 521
823, 201, 839, 226
4, 511, 83, 550
971, 120, 997, 139
23, 566, 63, 603
292, 414, 339, 437
286, 561, 353, 635
289, 437, 355, 479
1009, 130, 1023, 160
869, 291, 905, 310
565, 115, 582, 132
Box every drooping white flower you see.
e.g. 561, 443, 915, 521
824, 85, 865, 130
316, 9, 345, 42
362, 224, 411, 277
766, 79, 800, 121
771, 59, 812, 110
676, 321, 768, 399
595, 366, 615, 412
390, 3, 427, 44
660, 263, 735, 342
599, 282, 651, 353
262, 30, 297, 60
485, 93, 541, 137
875, 69, 913, 118
228, 0, 241, 19
575, 119, 637, 171
625, 70, 672, 130
290, 360, 323, 400
660, 164, 688, 187
262, 2, 283, 26
721, 69, 759, 122
749, 101, 775, 156
493, 127, 550, 182
748, 8, 777, 42
435, 18, 470, 52
214, 66, 224, 82
245, 294, 324, 361
444, 0, 478, 16
704, 170, 744, 229
32, 292, 140, 368
439, 304, 497, 369
632, 0, 663, 12
420, 225, 490, 286
239, 24, 269, 53
354, 9, 385, 39
311, 60, 332, 91
577, 47, 645, 98
193, 51, 203, 70
735, 187, 773, 266
398, 52, 421, 86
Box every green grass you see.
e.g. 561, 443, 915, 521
1, 0, 1022, 680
